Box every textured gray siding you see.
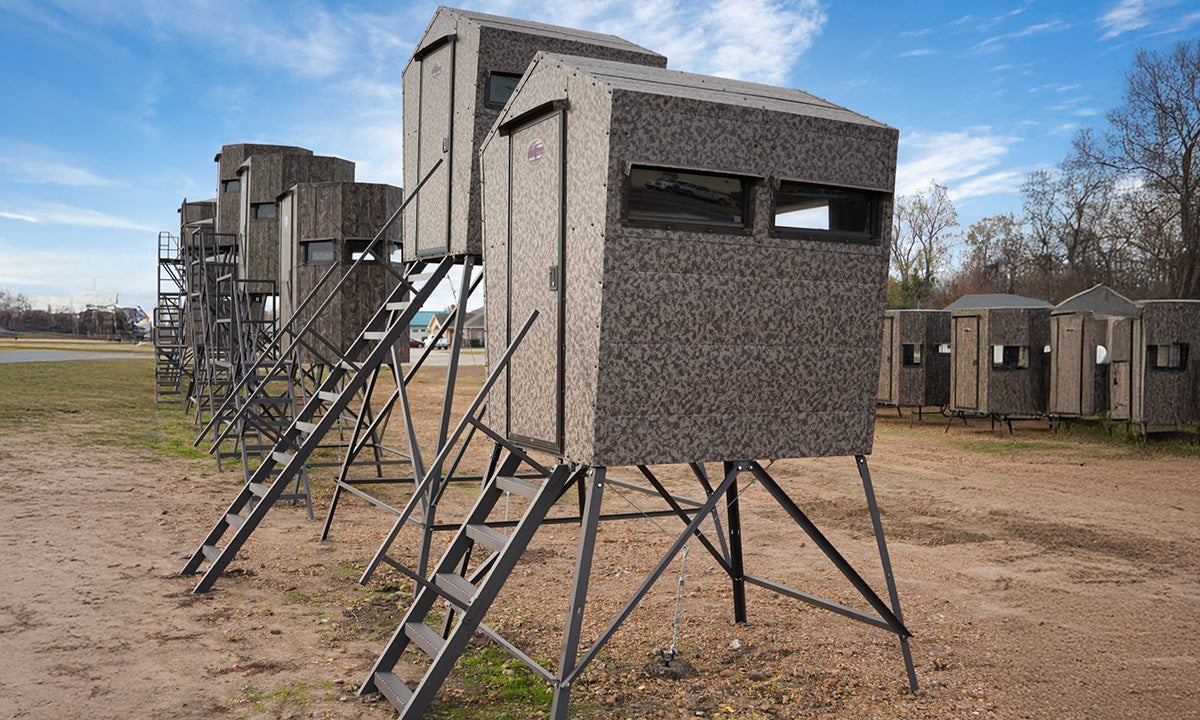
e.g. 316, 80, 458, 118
279, 182, 403, 365
1136, 301, 1200, 427
215, 144, 311, 236
401, 7, 664, 262
484, 53, 897, 466
881, 310, 950, 408
951, 307, 1050, 416
237, 154, 355, 290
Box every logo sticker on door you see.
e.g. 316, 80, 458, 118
431, 62, 442, 77
527, 139, 545, 164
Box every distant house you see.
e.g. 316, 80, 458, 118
427, 306, 486, 347
409, 310, 438, 344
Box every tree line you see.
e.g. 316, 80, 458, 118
889, 40, 1200, 308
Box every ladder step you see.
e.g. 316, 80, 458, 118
225, 512, 245, 529
317, 390, 341, 402
408, 272, 433, 282
201, 544, 222, 562
247, 482, 269, 498
338, 360, 363, 371
294, 420, 319, 434
362, 331, 388, 340
384, 301, 410, 311
495, 475, 542, 500
272, 451, 295, 465
404, 621, 446, 658
373, 671, 413, 709
435, 572, 478, 607
465, 523, 508, 554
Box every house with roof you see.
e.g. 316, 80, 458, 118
425, 306, 486, 347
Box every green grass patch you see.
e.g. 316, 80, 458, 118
238, 681, 313, 714
427, 646, 555, 719
0, 358, 211, 463
945, 437, 1070, 454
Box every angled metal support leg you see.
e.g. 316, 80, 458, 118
723, 461, 748, 624
856, 455, 918, 691
551, 467, 606, 720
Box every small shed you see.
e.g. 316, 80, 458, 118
946, 294, 1053, 417
400, 6, 665, 261
278, 181, 403, 364
481, 53, 898, 466
237, 153, 355, 292
1110, 300, 1200, 429
214, 144, 312, 235
1048, 284, 1139, 419
877, 309, 950, 409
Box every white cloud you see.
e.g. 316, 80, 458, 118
0, 202, 156, 232
899, 48, 936, 58
951, 169, 1026, 201
900, 27, 933, 37
972, 19, 1070, 53
0, 140, 115, 187
1099, 0, 1160, 39
463, 0, 826, 84
1050, 123, 1079, 135
0, 238, 147, 308
897, 130, 1022, 197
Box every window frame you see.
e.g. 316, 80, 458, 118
485, 71, 524, 108
622, 164, 753, 233
901, 343, 923, 367
251, 202, 277, 220
222, 179, 241, 194
770, 178, 881, 245
1148, 342, 1189, 372
991, 344, 1030, 371
301, 238, 335, 265
345, 238, 381, 263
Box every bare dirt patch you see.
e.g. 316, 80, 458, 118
1, 359, 1197, 719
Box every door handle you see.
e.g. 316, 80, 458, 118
548, 265, 560, 291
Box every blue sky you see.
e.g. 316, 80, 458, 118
1, 0, 1197, 313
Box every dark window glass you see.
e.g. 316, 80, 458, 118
486, 72, 522, 107
1148, 343, 1188, 371
992, 345, 1029, 370
222, 179, 241, 193
902, 343, 922, 366
252, 202, 277, 220
773, 181, 876, 241
303, 240, 334, 264
346, 239, 379, 262
627, 166, 748, 228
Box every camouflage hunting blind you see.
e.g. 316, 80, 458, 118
878, 309, 951, 410
1110, 300, 1200, 429
947, 295, 1053, 418
481, 53, 899, 466
236, 152, 355, 292
400, 6, 665, 261
1047, 285, 1139, 420
277, 181, 404, 363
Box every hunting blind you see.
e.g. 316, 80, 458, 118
482, 52, 898, 465
878, 309, 951, 411
400, 6, 665, 260
947, 295, 1053, 419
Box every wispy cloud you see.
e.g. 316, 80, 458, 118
900, 27, 933, 37
0, 202, 156, 232
0, 238, 145, 306
463, 0, 827, 84
899, 48, 936, 58
0, 140, 115, 187
896, 129, 1022, 197
972, 19, 1070, 53
1099, 0, 1161, 40
1050, 123, 1080, 135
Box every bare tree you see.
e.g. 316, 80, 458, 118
0, 288, 32, 312
891, 181, 958, 307
962, 213, 1030, 294
1076, 40, 1200, 298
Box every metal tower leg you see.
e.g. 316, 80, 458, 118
855, 455, 918, 691
723, 461, 748, 624
551, 467, 606, 720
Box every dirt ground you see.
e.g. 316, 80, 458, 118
1, 357, 1198, 719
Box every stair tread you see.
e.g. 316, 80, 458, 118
435, 572, 478, 607
224, 512, 245, 529
247, 482, 269, 498
374, 671, 413, 709
201, 544, 222, 562
465, 523, 508, 553
495, 475, 542, 500
404, 621, 445, 658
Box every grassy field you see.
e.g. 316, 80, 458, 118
2, 357, 1198, 720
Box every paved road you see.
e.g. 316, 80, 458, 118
0, 350, 149, 364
